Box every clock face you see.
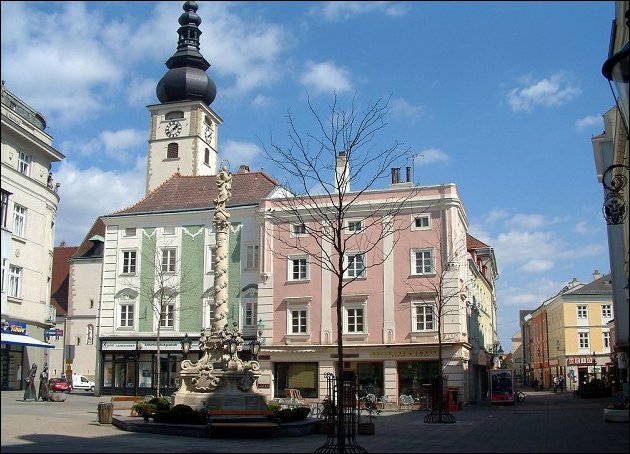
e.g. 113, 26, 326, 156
165, 120, 182, 138
205, 125, 213, 142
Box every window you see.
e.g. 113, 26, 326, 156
18, 152, 31, 176
344, 306, 365, 333
204, 148, 210, 165
601, 304, 612, 319
206, 246, 215, 273
346, 219, 363, 233
12, 204, 26, 237
344, 253, 366, 278
412, 249, 433, 275
412, 215, 430, 230
289, 308, 308, 334
160, 304, 175, 328
123, 227, 137, 238
291, 223, 307, 237
577, 305, 587, 319
245, 244, 259, 270
412, 301, 435, 331
167, 143, 179, 159
8, 265, 21, 298
603, 331, 610, 349
244, 301, 257, 326
161, 248, 177, 273
90, 299, 94, 309
165, 111, 184, 120
119, 302, 135, 328
121, 250, 137, 274
1, 190, 10, 228
578, 332, 589, 349
289, 256, 308, 281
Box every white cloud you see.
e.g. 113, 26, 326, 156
505, 213, 548, 230
61, 129, 146, 163
100, 129, 147, 156
521, 259, 554, 273
314, 1, 409, 22
127, 78, 158, 107
221, 140, 263, 168
575, 114, 603, 132
390, 98, 425, 123
574, 221, 591, 235
499, 278, 566, 308
300, 61, 353, 96
54, 159, 146, 245
414, 148, 449, 166
506, 73, 581, 113
252, 94, 274, 109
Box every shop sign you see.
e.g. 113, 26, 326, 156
45, 329, 63, 338
369, 349, 437, 359
1, 320, 27, 335
567, 357, 596, 365
138, 340, 197, 351
101, 341, 136, 351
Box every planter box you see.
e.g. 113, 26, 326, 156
604, 408, 629, 423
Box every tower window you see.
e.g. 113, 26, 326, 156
167, 143, 179, 159
204, 148, 210, 165
165, 111, 184, 120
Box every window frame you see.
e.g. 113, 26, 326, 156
159, 303, 176, 329
411, 248, 434, 275
12, 203, 26, 237
343, 303, 366, 334
118, 299, 136, 330
411, 299, 436, 332
288, 305, 309, 335
577, 305, 588, 319
18, 151, 31, 176
345, 219, 363, 234
161, 247, 177, 274
206, 245, 216, 274
243, 300, 258, 327
8, 265, 22, 298
288, 255, 309, 281
601, 304, 612, 319
245, 244, 259, 271
1, 190, 10, 229
343, 252, 366, 279
121, 250, 138, 275
123, 227, 137, 238
166, 142, 179, 159
290, 223, 308, 237
603, 331, 611, 350
411, 214, 431, 231
578, 331, 590, 350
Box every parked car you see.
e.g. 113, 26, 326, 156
49, 377, 72, 393
72, 374, 95, 392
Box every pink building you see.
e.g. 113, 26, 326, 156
256, 172, 473, 408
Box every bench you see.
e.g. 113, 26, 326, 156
207, 409, 278, 438
110, 396, 145, 416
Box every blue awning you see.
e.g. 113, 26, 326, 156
1, 333, 54, 348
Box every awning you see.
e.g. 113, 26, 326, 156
1, 333, 54, 348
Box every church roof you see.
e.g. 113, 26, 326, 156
112, 171, 279, 216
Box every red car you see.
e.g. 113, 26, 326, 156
49, 377, 72, 393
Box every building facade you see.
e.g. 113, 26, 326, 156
1, 82, 64, 389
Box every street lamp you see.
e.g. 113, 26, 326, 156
602, 9, 630, 135
180, 333, 191, 359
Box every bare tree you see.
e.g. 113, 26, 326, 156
261, 93, 424, 451
402, 232, 469, 423
121, 240, 198, 397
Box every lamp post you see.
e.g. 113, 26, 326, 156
250, 319, 264, 361
180, 333, 191, 359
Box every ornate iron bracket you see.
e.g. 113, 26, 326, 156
602, 164, 629, 225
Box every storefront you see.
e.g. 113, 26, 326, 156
99, 338, 200, 396
1, 320, 54, 390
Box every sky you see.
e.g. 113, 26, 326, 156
0, 1, 616, 352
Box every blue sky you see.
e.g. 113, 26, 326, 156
1, 1, 616, 351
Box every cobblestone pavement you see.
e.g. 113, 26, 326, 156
1, 390, 628, 453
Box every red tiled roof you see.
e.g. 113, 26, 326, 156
466, 233, 489, 250
113, 171, 279, 215
72, 217, 106, 259
51, 245, 79, 315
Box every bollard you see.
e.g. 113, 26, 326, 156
97, 401, 114, 424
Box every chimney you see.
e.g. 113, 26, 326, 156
406, 166, 412, 183
238, 165, 250, 173
568, 277, 579, 288
391, 168, 400, 184
592, 269, 602, 281
335, 151, 350, 193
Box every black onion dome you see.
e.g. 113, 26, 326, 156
156, 1, 216, 106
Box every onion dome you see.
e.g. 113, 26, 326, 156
156, 1, 217, 106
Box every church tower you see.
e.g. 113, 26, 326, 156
145, 1, 222, 194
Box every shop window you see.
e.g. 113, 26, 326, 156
274, 362, 318, 398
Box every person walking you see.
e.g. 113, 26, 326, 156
559, 375, 565, 392
552, 375, 559, 393
533, 378, 539, 392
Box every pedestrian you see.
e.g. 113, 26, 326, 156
552, 375, 558, 393
533, 378, 539, 392
559, 375, 565, 392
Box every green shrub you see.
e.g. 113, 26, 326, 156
132, 402, 157, 419
274, 406, 311, 423
267, 403, 281, 413
152, 404, 206, 425
148, 396, 171, 412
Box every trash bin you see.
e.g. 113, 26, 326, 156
97, 402, 114, 424
447, 387, 459, 412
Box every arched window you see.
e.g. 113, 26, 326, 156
167, 143, 179, 159
204, 148, 210, 165
165, 111, 184, 120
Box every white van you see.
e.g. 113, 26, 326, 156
72, 374, 95, 392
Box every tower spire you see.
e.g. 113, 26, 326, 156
156, 1, 217, 106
